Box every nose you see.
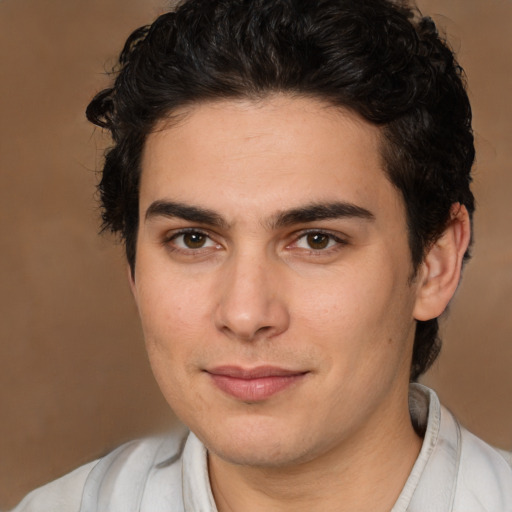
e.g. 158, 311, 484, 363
214, 252, 290, 342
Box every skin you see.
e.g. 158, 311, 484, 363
130, 95, 470, 511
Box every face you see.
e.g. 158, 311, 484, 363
132, 96, 422, 468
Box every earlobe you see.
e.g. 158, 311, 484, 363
413, 203, 471, 321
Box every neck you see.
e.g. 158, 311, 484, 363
208, 391, 422, 512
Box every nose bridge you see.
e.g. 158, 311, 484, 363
214, 246, 289, 341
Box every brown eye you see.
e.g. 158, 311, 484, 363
167, 230, 220, 254
182, 232, 207, 249
306, 233, 330, 250
293, 231, 345, 252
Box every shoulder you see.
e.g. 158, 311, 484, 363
9, 424, 189, 512
9, 461, 97, 512
406, 386, 512, 511
496, 447, 512, 467
458, 424, 512, 472
454, 422, 512, 510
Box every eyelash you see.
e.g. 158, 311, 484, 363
163, 228, 219, 253
162, 228, 348, 255
290, 229, 348, 253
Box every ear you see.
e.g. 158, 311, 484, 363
413, 203, 471, 321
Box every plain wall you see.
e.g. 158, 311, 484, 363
0, 0, 511, 508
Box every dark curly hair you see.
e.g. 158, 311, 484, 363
86, 0, 475, 381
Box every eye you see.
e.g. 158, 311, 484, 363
293, 231, 345, 251
167, 230, 219, 251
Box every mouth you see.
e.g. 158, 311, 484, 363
205, 366, 308, 402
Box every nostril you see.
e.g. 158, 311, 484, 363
255, 325, 273, 335
220, 322, 278, 342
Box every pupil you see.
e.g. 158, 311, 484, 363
307, 233, 329, 249
184, 232, 205, 248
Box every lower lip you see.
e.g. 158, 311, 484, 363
209, 374, 306, 401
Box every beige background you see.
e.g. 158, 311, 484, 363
0, 0, 511, 508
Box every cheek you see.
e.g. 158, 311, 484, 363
136, 267, 210, 339
295, 267, 388, 334
137, 277, 214, 418
133, 272, 210, 393
294, 264, 415, 369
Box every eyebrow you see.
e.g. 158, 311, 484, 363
145, 201, 228, 228
144, 200, 375, 229
269, 202, 375, 229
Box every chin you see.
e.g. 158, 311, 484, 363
210, 440, 309, 468
196, 415, 322, 468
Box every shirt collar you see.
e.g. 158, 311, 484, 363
390, 384, 460, 511
182, 432, 218, 512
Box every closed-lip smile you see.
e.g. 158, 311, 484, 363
205, 365, 308, 401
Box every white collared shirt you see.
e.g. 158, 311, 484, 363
11, 385, 512, 511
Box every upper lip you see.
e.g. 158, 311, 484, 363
206, 365, 307, 379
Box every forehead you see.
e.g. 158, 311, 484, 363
139, 95, 402, 224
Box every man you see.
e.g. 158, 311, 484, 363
11, 0, 512, 510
